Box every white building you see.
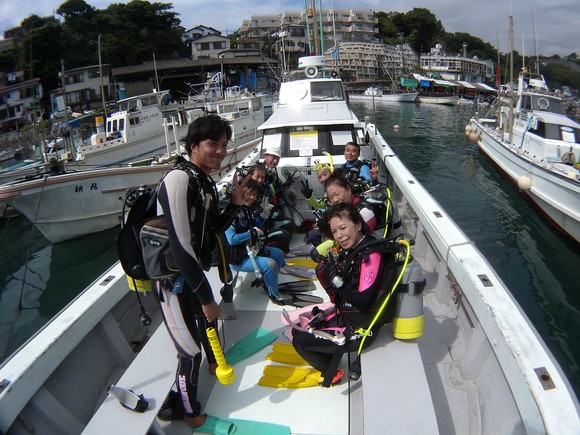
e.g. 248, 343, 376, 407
420, 43, 494, 82
50, 64, 112, 114
0, 71, 43, 132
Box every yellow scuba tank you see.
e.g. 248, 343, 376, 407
126, 276, 152, 292
392, 257, 426, 339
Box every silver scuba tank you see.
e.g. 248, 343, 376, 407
392, 257, 426, 339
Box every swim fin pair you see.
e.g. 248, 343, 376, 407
265, 342, 308, 366
281, 264, 316, 280
258, 365, 345, 388
278, 280, 316, 293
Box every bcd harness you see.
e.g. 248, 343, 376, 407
301, 236, 412, 387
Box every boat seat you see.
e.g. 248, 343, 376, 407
361, 325, 439, 434
82, 325, 177, 435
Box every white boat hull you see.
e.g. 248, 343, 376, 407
0, 165, 171, 242
472, 119, 580, 243
417, 95, 458, 105
349, 92, 418, 103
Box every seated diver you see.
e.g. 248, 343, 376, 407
290, 202, 400, 387
224, 179, 293, 305
248, 163, 293, 254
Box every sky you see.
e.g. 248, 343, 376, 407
0, 0, 578, 56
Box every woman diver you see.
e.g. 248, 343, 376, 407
292, 202, 400, 387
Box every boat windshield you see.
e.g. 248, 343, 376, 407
262, 124, 359, 157
310, 81, 345, 101
533, 122, 580, 143
521, 94, 565, 115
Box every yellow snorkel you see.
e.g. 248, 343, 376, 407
312, 151, 334, 173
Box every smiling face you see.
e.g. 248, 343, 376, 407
316, 168, 332, 184
344, 143, 360, 163
250, 167, 266, 185
264, 153, 280, 168
329, 214, 363, 250
190, 132, 228, 174
325, 181, 352, 204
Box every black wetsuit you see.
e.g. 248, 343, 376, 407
156, 161, 238, 418
292, 237, 394, 380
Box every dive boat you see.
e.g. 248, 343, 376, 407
0, 56, 578, 435
469, 70, 580, 243
348, 86, 418, 103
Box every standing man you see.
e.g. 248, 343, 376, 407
156, 115, 250, 429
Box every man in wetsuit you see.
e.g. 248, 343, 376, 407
156, 115, 250, 429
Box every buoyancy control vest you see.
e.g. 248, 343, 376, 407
330, 236, 401, 329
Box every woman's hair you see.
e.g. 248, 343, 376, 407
322, 202, 370, 239
183, 115, 232, 155
323, 171, 353, 191
245, 178, 265, 196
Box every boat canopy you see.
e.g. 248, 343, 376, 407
458, 81, 476, 89
476, 83, 497, 92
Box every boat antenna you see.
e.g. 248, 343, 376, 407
153, 52, 160, 91
531, 2, 540, 74
318, 0, 324, 55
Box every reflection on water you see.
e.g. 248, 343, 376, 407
351, 101, 580, 396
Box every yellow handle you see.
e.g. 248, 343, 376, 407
206, 327, 236, 385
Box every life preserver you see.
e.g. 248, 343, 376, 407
537, 97, 549, 110
305, 66, 318, 78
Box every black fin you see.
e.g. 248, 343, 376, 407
278, 280, 316, 293
290, 293, 324, 308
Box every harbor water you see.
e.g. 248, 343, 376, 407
0, 101, 578, 398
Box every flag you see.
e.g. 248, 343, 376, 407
332, 45, 339, 59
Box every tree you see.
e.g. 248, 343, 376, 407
442, 32, 496, 61
401, 8, 445, 54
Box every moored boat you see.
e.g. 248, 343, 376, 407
0, 56, 578, 435
469, 69, 580, 243
348, 86, 418, 103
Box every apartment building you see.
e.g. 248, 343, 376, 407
239, 8, 378, 67
334, 42, 419, 82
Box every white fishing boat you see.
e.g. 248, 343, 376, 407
0, 137, 259, 243
469, 69, 580, 243
348, 86, 418, 103
71, 91, 201, 167
0, 88, 264, 243
416, 92, 459, 105
0, 55, 578, 435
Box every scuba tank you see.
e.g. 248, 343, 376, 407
392, 257, 426, 339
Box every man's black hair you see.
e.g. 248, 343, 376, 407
183, 115, 232, 155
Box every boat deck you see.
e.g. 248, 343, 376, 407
83, 234, 473, 434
